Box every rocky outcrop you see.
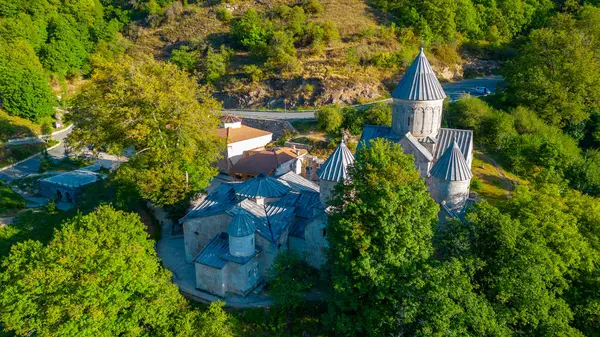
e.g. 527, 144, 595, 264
216, 76, 385, 109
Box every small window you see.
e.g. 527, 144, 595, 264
251, 237, 254, 246
407, 116, 411, 127
322, 228, 327, 237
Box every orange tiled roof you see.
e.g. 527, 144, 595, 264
216, 125, 272, 144
230, 147, 307, 176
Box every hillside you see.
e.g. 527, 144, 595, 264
125, 0, 473, 109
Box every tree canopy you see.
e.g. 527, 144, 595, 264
0, 205, 233, 336
326, 138, 440, 335
68, 56, 224, 206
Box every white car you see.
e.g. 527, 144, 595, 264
474, 87, 491, 95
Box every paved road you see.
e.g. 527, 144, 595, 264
223, 76, 503, 120
0, 129, 71, 181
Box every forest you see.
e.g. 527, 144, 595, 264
0, 0, 600, 336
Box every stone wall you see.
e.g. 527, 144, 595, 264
195, 263, 226, 297
241, 118, 295, 140
392, 98, 444, 138
184, 213, 231, 263
226, 256, 261, 296
428, 176, 471, 210
289, 214, 328, 269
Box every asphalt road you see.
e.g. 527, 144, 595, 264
223, 76, 503, 120
0, 129, 71, 181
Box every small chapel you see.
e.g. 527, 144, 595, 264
180, 48, 473, 298
359, 47, 474, 216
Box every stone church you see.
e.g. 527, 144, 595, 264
179, 48, 473, 298
359, 48, 474, 216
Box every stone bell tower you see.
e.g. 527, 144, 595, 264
391, 48, 447, 139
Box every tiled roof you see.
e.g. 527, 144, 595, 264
230, 148, 307, 176
41, 170, 102, 189
234, 174, 291, 198
391, 48, 447, 101
434, 128, 472, 162
357, 125, 402, 150
220, 114, 241, 123
318, 140, 355, 182
430, 139, 472, 181
180, 184, 238, 221
276, 172, 319, 192
403, 132, 434, 161
227, 208, 257, 237
193, 232, 260, 269
216, 125, 272, 144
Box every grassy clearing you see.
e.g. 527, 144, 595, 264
470, 150, 527, 204
0, 109, 41, 141
0, 183, 26, 215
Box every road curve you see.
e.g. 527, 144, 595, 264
223, 76, 503, 120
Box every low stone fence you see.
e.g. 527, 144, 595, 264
240, 117, 295, 139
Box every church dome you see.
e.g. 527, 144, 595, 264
430, 139, 472, 181
318, 140, 355, 182
391, 48, 447, 101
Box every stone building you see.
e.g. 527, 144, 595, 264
359, 48, 474, 216
39, 169, 103, 203
180, 169, 339, 297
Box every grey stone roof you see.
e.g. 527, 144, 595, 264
403, 132, 434, 161
193, 233, 261, 269
234, 174, 291, 198
430, 139, 472, 181
180, 184, 238, 221
226, 208, 257, 237
391, 48, 447, 101
40, 170, 102, 189
357, 125, 402, 150
318, 140, 355, 182
433, 128, 473, 162
276, 171, 319, 192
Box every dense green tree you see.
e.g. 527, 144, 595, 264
362, 102, 392, 126
40, 14, 91, 76
68, 56, 224, 206
231, 9, 273, 57
169, 45, 200, 71
503, 12, 600, 128
316, 105, 344, 134
327, 139, 439, 336
0, 40, 55, 121
202, 46, 232, 84
437, 183, 600, 335
268, 251, 317, 333
0, 205, 233, 336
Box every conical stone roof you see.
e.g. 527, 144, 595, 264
318, 140, 355, 182
226, 208, 256, 237
235, 174, 291, 198
392, 48, 447, 101
430, 139, 472, 181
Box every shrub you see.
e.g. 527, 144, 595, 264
215, 7, 233, 22
316, 105, 343, 133
241, 64, 264, 83
231, 9, 273, 57
323, 21, 340, 45
203, 46, 232, 84
169, 46, 199, 72
302, 0, 324, 15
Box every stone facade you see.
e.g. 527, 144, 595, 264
392, 98, 444, 138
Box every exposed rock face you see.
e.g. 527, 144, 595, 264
216, 77, 385, 109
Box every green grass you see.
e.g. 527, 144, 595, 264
0, 109, 41, 141
470, 150, 527, 204
0, 143, 47, 167
0, 183, 26, 215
